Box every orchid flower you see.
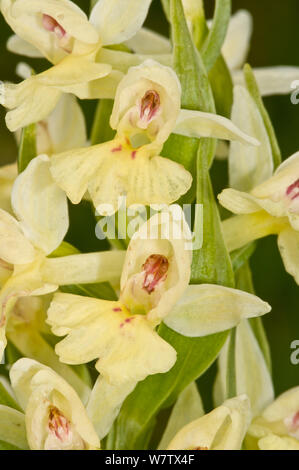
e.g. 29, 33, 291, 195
0, 154, 125, 360
0, 359, 100, 450
0, 0, 155, 131
245, 387, 299, 450
219, 152, 299, 285
166, 395, 251, 450
50, 60, 259, 215
47, 207, 270, 437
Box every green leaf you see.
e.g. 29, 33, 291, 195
191, 156, 234, 286
17, 123, 37, 173
244, 63, 281, 170
0, 382, 21, 412
209, 55, 233, 118
201, 0, 231, 72
108, 0, 232, 450
91, 99, 115, 145
231, 242, 257, 273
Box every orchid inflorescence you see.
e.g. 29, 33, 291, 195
0, 0, 298, 451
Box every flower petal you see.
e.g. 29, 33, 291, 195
278, 228, 299, 285
90, 0, 152, 46
221, 10, 252, 70
229, 86, 273, 191
87, 376, 136, 439
233, 66, 299, 96
262, 387, 299, 423
40, 94, 87, 154
0, 208, 35, 265
7, 34, 43, 58
164, 284, 271, 337
125, 27, 172, 55
214, 320, 274, 416
159, 383, 204, 450
167, 395, 251, 450
174, 109, 260, 146
0, 163, 17, 214
258, 434, 299, 450
12, 155, 69, 255
41, 251, 125, 286
50, 142, 109, 205
1, 79, 62, 132
218, 188, 261, 214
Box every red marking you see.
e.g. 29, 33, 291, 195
120, 317, 134, 328
286, 178, 299, 200
48, 406, 70, 442
113, 307, 122, 312
112, 145, 122, 153
142, 254, 169, 294
140, 90, 160, 123
42, 14, 66, 38
131, 151, 137, 160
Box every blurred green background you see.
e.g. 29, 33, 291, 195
0, 0, 298, 396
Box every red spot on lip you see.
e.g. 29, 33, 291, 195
113, 307, 122, 312
286, 178, 299, 200
131, 151, 137, 160
120, 317, 134, 328
112, 145, 122, 153
142, 254, 169, 294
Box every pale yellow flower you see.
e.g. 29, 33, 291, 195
7, 359, 100, 450
219, 152, 299, 285
245, 387, 299, 450
50, 60, 259, 214
0, 0, 154, 130
47, 207, 270, 438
